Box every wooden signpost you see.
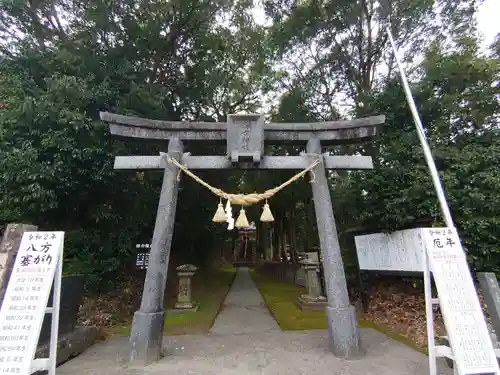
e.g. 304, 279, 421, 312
0, 231, 64, 375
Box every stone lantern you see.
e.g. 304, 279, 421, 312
173, 264, 199, 312
296, 258, 327, 311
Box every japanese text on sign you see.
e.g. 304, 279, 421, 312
0, 231, 64, 375
354, 228, 425, 272
135, 253, 150, 270
240, 122, 251, 151
422, 227, 499, 375
19, 233, 57, 267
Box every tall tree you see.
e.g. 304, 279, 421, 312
0, 0, 273, 286
334, 41, 500, 270
264, 0, 482, 118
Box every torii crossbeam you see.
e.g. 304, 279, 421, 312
101, 112, 384, 364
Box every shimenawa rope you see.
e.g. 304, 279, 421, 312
167, 157, 320, 206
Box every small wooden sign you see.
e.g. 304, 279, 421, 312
0, 231, 64, 375
423, 227, 499, 375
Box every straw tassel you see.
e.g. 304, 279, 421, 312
212, 200, 227, 223
260, 201, 275, 222
235, 207, 250, 228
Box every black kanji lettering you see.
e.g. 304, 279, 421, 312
40, 242, 51, 253
446, 237, 456, 247
19, 255, 32, 267
433, 238, 444, 248
27, 244, 39, 252
42, 254, 52, 265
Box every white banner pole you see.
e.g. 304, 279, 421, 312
386, 27, 455, 230
48, 250, 63, 375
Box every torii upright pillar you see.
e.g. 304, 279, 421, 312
307, 137, 363, 358
129, 138, 183, 364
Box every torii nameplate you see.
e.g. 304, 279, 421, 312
226, 114, 264, 164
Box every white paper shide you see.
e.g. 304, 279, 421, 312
0, 231, 64, 375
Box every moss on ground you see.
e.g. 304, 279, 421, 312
250, 270, 426, 354
251, 270, 327, 330
111, 267, 236, 336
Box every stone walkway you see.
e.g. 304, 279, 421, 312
57, 267, 452, 375
210, 267, 279, 335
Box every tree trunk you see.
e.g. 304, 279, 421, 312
280, 218, 287, 262
231, 230, 237, 262
306, 197, 317, 251
288, 211, 299, 263
273, 219, 282, 261
260, 222, 269, 260
269, 227, 275, 260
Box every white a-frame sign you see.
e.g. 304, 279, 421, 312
422, 227, 500, 375
0, 231, 64, 375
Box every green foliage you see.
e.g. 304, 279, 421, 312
0, 0, 498, 288
334, 45, 500, 271
0, 0, 273, 289
264, 0, 482, 120
0, 49, 158, 288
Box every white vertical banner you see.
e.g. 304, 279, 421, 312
0, 231, 64, 375
422, 227, 499, 375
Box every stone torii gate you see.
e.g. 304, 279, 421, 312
101, 112, 384, 364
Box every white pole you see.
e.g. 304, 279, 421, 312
386, 27, 455, 229
49, 253, 63, 375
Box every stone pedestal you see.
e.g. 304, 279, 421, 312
33, 326, 98, 374
296, 258, 327, 311
172, 264, 199, 312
